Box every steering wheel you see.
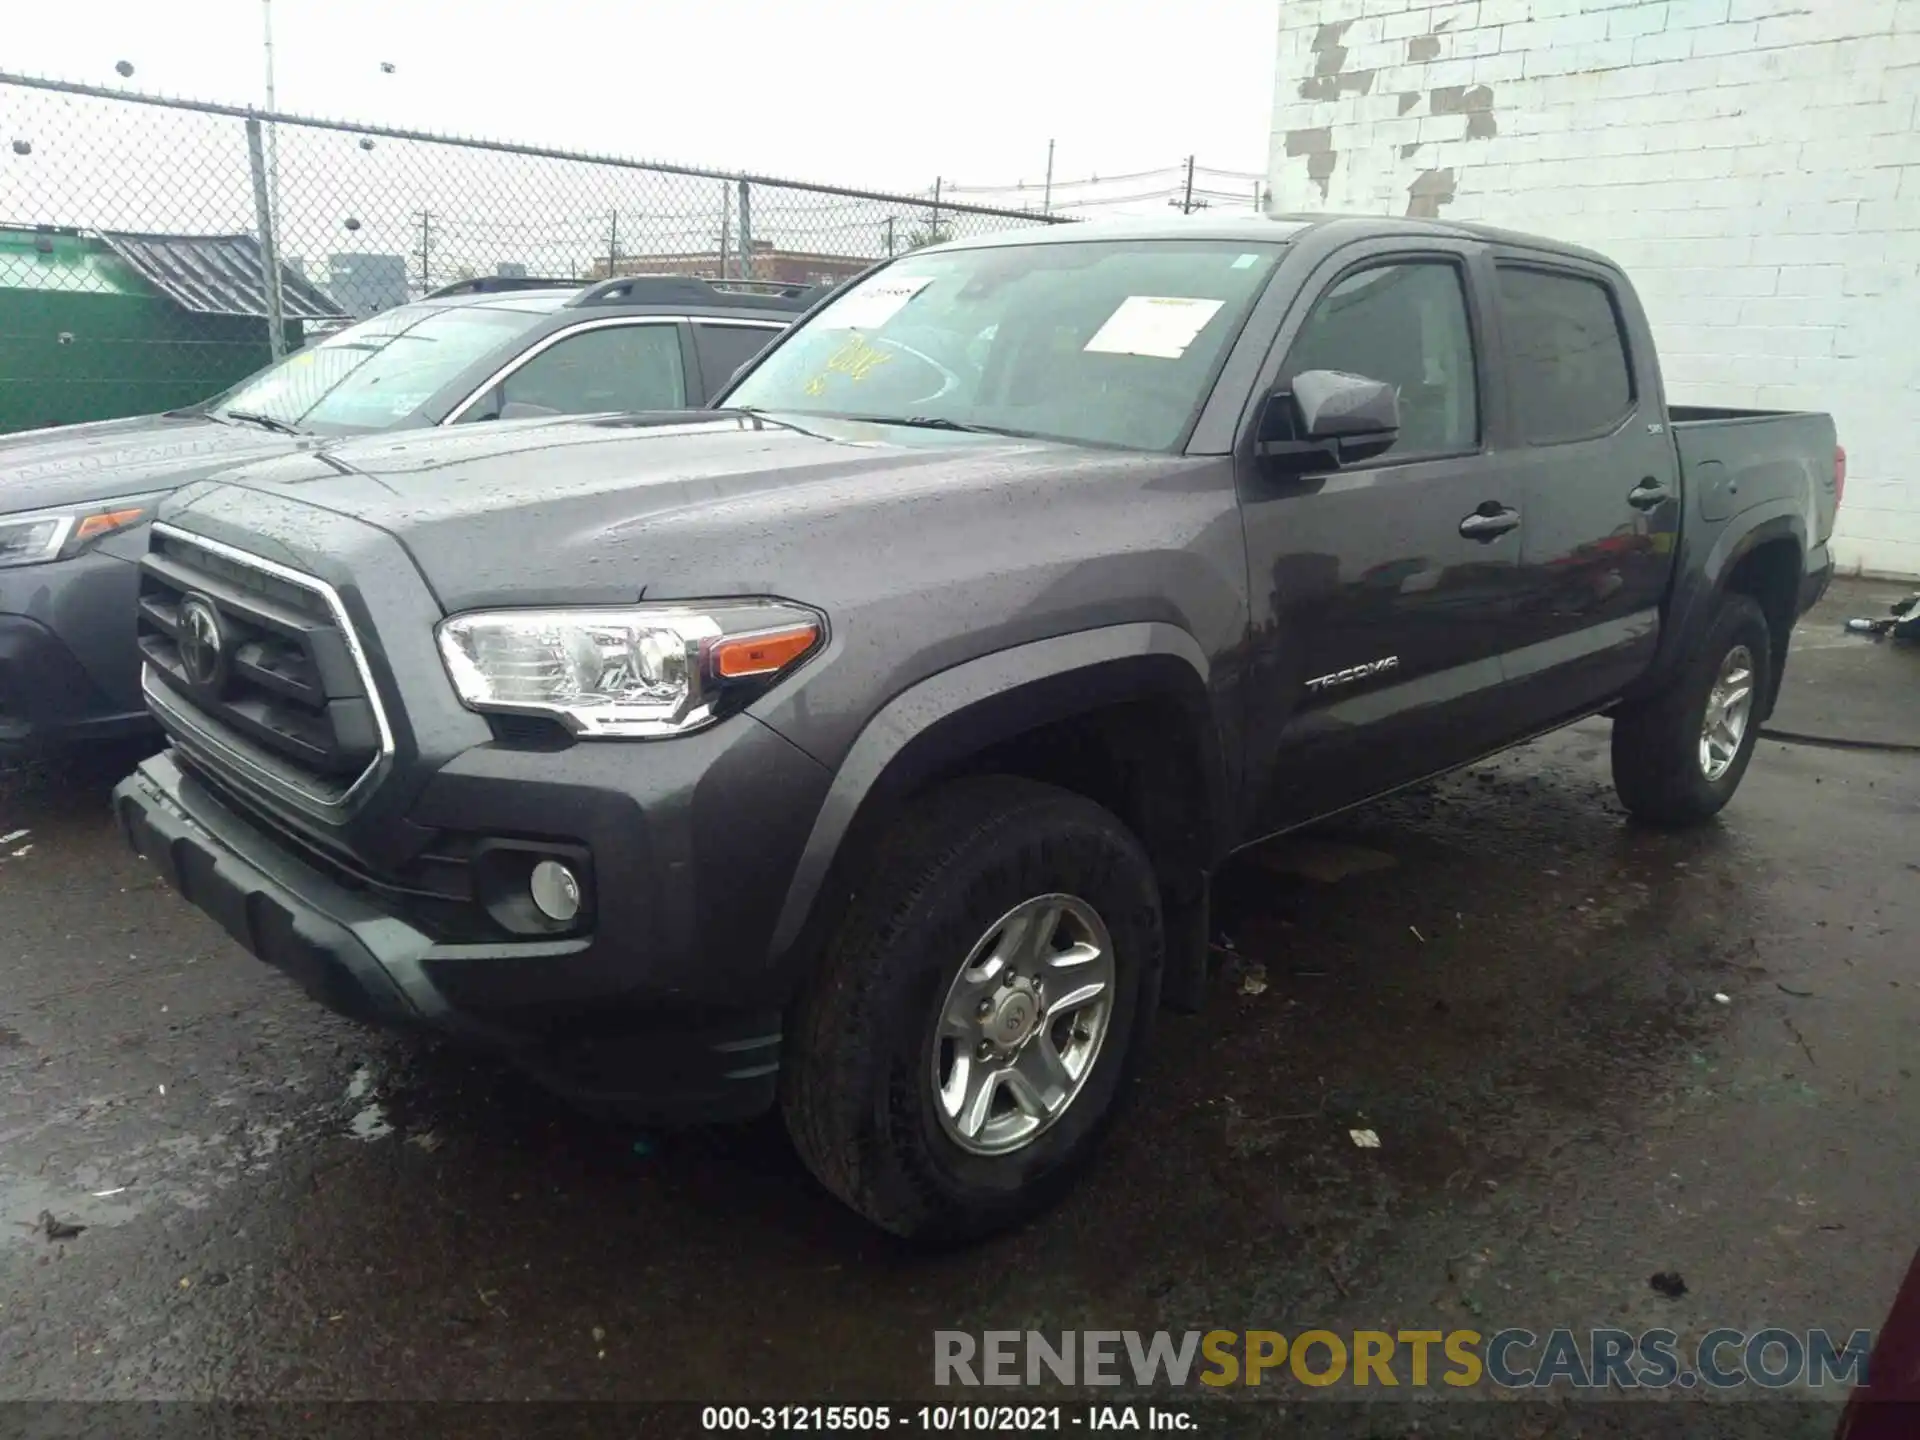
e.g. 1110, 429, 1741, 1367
866, 334, 965, 406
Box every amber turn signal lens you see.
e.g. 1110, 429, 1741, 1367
712, 624, 819, 679
74, 506, 148, 542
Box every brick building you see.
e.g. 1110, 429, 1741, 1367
593, 241, 871, 288
1268, 0, 1920, 578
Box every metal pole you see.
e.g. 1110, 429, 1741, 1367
608, 211, 619, 276
1043, 140, 1054, 216
261, 1, 280, 246
719, 181, 732, 279
932, 176, 942, 237
885, 215, 896, 257
417, 210, 433, 292
736, 177, 753, 279
1182, 155, 1195, 215
244, 117, 287, 361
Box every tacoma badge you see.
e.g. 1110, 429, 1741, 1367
1305, 656, 1399, 693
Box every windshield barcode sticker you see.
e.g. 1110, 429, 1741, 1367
820, 275, 934, 330
1083, 296, 1225, 359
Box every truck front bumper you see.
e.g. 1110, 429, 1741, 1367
114, 748, 805, 1123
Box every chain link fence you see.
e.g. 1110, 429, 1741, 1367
0, 71, 1065, 435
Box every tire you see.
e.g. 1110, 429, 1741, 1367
1611, 592, 1773, 829
781, 776, 1163, 1243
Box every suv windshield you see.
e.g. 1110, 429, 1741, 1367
210, 302, 545, 434
724, 238, 1283, 452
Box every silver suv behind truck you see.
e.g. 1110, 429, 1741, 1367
0, 275, 813, 754
115, 215, 1839, 1241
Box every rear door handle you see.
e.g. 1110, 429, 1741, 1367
1628, 478, 1672, 510
1459, 505, 1520, 541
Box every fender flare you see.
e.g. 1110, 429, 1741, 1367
764, 622, 1226, 973
1637, 504, 1808, 701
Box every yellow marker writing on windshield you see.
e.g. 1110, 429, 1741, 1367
803, 333, 893, 396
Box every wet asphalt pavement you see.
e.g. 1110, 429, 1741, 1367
1, 587, 1915, 1425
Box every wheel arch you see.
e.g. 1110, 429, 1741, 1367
1633, 505, 1806, 714
764, 623, 1229, 997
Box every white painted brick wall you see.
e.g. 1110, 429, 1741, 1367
1270, 0, 1920, 576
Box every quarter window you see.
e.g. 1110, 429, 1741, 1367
1495, 267, 1634, 445
1283, 261, 1479, 459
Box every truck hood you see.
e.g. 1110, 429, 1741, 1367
166, 412, 1155, 611
0, 412, 318, 516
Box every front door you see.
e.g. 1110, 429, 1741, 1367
1238, 242, 1526, 833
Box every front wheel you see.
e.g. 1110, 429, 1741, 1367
1611, 592, 1773, 828
781, 777, 1163, 1243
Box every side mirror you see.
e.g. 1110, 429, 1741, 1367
1257, 369, 1401, 469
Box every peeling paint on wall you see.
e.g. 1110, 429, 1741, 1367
1407, 168, 1458, 219
1299, 18, 1374, 101
1285, 127, 1337, 200
1401, 143, 1423, 159
1398, 91, 1421, 116
1431, 83, 1500, 140
1408, 35, 1441, 62
1300, 70, 1376, 101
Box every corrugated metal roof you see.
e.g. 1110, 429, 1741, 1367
97, 231, 346, 320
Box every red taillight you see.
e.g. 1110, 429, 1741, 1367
1835, 444, 1847, 507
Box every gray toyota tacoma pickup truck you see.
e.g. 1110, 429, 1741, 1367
114, 215, 1840, 1240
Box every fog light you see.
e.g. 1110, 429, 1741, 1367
529, 860, 582, 923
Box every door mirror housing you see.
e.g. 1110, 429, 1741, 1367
1256, 369, 1401, 469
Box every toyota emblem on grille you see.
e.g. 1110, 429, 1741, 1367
176, 593, 228, 692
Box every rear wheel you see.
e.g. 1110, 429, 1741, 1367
1611, 592, 1772, 828
781, 776, 1162, 1242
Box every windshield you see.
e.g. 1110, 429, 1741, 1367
210, 303, 541, 434
724, 238, 1283, 451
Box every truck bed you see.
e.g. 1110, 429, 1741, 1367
1668, 404, 1839, 542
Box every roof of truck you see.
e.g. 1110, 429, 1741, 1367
937, 213, 1618, 270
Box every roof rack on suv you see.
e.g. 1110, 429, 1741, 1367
426, 275, 582, 298
568, 274, 819, 311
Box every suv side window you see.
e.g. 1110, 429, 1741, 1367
1283, 260, 1479, 459
693, 322, 782, 397
1495, 266, 1634, 445
472, 322, 687, 421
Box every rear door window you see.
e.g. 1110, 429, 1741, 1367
1495, 267, 1634, 445
693, 323, 783, 397
473, 321, 688, 421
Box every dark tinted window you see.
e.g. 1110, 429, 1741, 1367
1496, 267, 1633, 444
1283, 261, 1478, 457
475, 322, 687, 421
694, 323, 782, 397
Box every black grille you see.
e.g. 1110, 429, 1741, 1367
138, 532, 383, 805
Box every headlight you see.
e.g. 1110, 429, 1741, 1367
437, 601, 824, 738
0, 493, 163, 569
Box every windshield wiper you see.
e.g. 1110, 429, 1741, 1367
844, 415, 1011, 435
220, 409, 304, 435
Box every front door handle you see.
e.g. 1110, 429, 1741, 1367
1459, 504, 1520, 541
1628, 478, 1673, 510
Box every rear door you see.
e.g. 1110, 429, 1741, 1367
1490, 258, 1679, 725
689, 319, 787, 400
1238, 239, 1527, 832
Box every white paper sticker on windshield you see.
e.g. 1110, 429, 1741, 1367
820, 275, 933, 330
1083, 296, 1226, 359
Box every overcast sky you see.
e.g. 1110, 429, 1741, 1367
7, 0, 1280, 203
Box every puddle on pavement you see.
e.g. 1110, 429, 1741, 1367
344, 1063, 394, 1141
